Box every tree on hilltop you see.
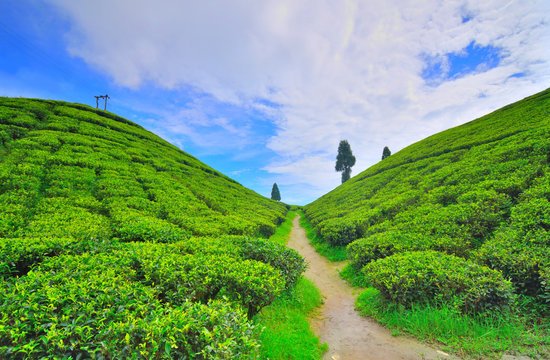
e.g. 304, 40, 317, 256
335, 140, 356, 183
382, 146, 391, 160
271, 183, 281, 201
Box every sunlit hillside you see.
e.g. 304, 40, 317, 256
0, 98, 304, 358
305, 88, 549, 310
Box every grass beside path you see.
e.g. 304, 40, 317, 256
255, 210, 326, 359
356, 288, 549, 359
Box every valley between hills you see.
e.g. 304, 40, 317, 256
0, 89, 548, 359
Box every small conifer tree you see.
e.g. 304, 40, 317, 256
382, 146, 391, 160
271, 183, 281, 201
335, 140, 356, 183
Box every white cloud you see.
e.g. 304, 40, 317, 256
49, 0, 550, 204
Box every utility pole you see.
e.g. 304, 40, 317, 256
94, 94, 111, 111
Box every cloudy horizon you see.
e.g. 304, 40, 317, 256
1, 0, 549, 204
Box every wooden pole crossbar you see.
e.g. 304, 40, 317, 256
94, 94, 110, 111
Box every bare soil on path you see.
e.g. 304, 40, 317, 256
287, 216, 456, 360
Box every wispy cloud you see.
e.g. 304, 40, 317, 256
47, 0, 550, 204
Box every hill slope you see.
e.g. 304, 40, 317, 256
0, 97, 287, 239
0, 98, 303, 358
304, 89, 550, 308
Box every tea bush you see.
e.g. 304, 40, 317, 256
363, 251, 513, 313
0, 253, 258, 358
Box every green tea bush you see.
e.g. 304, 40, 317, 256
129, 243, 286, 317
0, 253, 258, 359
235, 238, 306, 290
0, 97, 298, 355
476, 181, 549, 301
113, 212, 190, 243
347, 232, 431, 270
476, 228, 548, 299
318, 217, 364, 246
363, 251, 513, 313
0, 238, 77, 277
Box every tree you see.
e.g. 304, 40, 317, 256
271, 183, 281, 201
335, 140, 356, 183
382, 146, 391, 160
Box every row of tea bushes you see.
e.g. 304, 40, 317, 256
0, 236, 305, 358
0, 97, 287, 241
304, 89, 550, 310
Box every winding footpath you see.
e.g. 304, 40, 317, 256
287, 216, 455, 360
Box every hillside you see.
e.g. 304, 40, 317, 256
0, 98, 304, 358
304, 89, 549, 312
0, 98, 287, 239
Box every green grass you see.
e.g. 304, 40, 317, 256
269, 210, 297, 246
339, 263, 369, 287
255, 210, 327, 359
356, 288, 549, 359
298, 211, 347, 261
256, 278, 327, 359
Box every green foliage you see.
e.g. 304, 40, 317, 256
0, 237, 77, 278
271, 182, 281, 201
236, 238, 306, 291
335, 139, 356, 183
0, 253, 258, 359
363, 251, 513, 313
476, 175, 549, 303
0, 97, 287, 241
268, 210, 296, 246
382, 146, 391, 160
298, 211, 347, 261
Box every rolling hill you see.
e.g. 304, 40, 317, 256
304, 89, 549, 311
0, 98, 304, 358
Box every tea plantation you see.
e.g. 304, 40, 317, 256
0, 98, 305, 358
304, 89, 550, 314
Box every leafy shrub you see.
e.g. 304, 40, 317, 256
0, 253, 258, 359
304, 89, 550, 314
129, 244, 286, 318
113, 213, 191, 243
476, 189, 549, 301
0, 97, 296, 355
476, 228, 548, 299
235, 238, 306, 290
23, 199, 113, 240
347, 232, 430, 270
318, 217, 364, 246
0, 237, 122, 278
0, 237, 78, 278
363, 251, 513, 313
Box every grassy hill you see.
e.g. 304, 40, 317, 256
304, 89, 549, 355
0, 98, 304, 358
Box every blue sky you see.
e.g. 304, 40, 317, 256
1, 1, 549, 204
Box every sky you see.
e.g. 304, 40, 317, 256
1, 1, 549, 205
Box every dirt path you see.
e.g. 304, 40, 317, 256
287, 216, 455, 360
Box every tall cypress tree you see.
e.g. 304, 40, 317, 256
335, 140, 356, 183
382, 146, 391, 160
271, 183, 281, 201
